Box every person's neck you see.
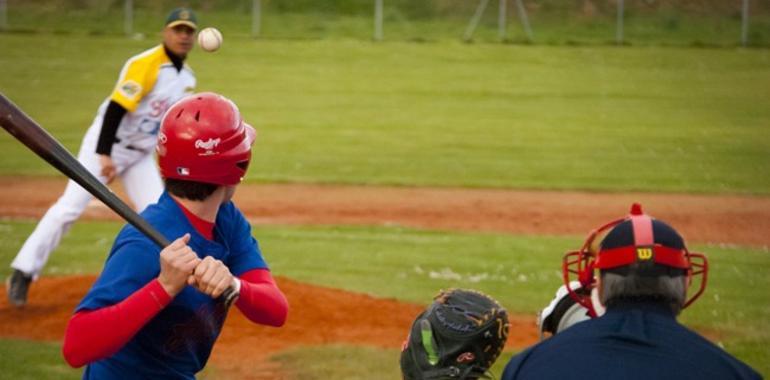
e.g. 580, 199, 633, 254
170, 191, 222, 223
605, 298, 677, 317
163, 44, 185, 71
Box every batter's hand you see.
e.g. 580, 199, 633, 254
98, 154, 117, 184
188, 256, 234, 299
158, 234, 200, 297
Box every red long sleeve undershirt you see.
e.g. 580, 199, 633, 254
63, 268, 287, 368
62, 201, 288, 368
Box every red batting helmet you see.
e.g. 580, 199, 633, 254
562, 203, 708, 317
157, 92, 256, 186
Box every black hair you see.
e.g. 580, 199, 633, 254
164, 178, 218, 201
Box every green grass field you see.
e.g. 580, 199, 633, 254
0, 21, 768, 379
0, 220, 768, 378
1, 34, 769, 193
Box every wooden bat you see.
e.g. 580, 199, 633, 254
0, 92, 238, 306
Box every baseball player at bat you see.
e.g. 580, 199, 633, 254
62, 92, 289, 378
6, 7, 199, 307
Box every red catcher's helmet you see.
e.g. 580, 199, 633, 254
562, 203, 708, 318
157, 92, 256, 186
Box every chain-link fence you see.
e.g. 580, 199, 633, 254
1, 0, 768, 47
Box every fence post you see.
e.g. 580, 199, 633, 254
124, 0, 133, 37
498, 0, 507, 41
0, 0, 7, 32
374, 0, 383, 41
741, 0, 750, 46
616, 0, 624, 45
252, 0, 261, 38
514, 0, 533, 42
463, 0, 490, 42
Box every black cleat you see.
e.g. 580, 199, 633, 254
6, 269, 33, 307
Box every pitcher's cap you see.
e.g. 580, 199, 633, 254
166, 8, 197, 30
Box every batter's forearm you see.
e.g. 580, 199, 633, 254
235, 269, 288, 327
95, 100, 127, 156
62, 279, 172, 367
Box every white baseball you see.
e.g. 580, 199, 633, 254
198, 27, 223, 52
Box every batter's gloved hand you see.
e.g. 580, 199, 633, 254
158, 233, 200, 297
188, 256, 235, 299
400, 289, 509, 380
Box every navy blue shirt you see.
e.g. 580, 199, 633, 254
76, 191, 268, 379
503, 301, 760, 380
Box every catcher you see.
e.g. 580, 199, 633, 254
62, 93, 288, 378
502, 203, 760, 379
400, 288, 509, 380
535, 281, 592, 340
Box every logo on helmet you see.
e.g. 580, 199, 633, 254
195, 138, 221, 156
637, 247, 653, 261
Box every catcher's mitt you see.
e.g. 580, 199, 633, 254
400, 289, 509, 380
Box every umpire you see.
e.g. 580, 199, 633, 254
502, 204, 760, 380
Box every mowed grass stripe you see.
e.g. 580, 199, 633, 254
1, 35, 768, 193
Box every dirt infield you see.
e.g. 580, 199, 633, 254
1, 177, 769, 247
1, 176, 768, 378
0, 276, 537, 378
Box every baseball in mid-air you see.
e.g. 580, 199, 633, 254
197, 27, 223, 52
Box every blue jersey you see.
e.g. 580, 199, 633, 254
502, 301, 761, 380
76, 191, 268, 379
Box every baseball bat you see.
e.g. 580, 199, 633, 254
0, 92, 237, 306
